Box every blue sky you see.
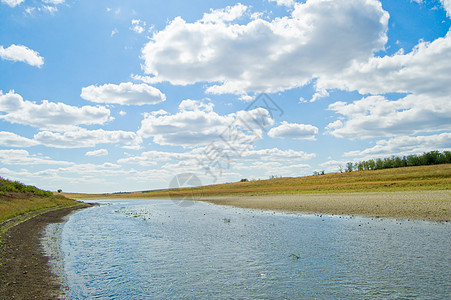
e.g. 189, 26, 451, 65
1, 0, 450, 193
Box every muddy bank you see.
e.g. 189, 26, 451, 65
0, 204, 91, 299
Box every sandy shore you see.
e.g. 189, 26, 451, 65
0, 204, 91, 299
202, 190, 451, 222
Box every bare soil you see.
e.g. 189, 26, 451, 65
0, 204, 91, 299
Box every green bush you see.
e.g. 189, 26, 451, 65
0, 177, 53, 197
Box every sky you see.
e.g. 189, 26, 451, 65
1, 0, 450, 193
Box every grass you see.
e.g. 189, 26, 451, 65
0, 178, 80, 223
0, 177, 53, 197
70, 164, 451, 199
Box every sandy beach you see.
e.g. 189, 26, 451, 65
202, 190, 451, 222
0, 204, 91, 299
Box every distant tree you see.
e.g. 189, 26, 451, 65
383, 157, 394, 168
368, 159, 376, 170
444, 151, 451, 163
343, 151, 449, 173
240, 178, 248, 182
57, 189, 62, 193
375, 158, 384, 170
357, 162, 364, 171
393, 156, 403, 168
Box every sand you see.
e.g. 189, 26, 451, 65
202, 190, 451, 222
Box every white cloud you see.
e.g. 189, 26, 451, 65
0, 44, 44, 67
0, 90, 112, 131
442, 0, 451, 17
201, 3, 247, 23
111, 28, 119, 37
85, 149, 109, 157
319, 160, 347, 173
0, 149, 72, 165
139, 0, 388, 95
130, 19, 146, 34
34, 128, 142, 148
0, 132, 38, 147
81, 82, 166, 106
118, 150, 195, 166
42, 0, 65, 4
41, 5, 57, 13
268, 121, 318, 140
119, 147, 314, 167
1, 0, 24, 7
317, 31, 451, 98
344, 133, 451, 158
326, 95, 451, 139
268, 0, 295, 7
138, 99, 273, 147
0, 129, 139, 149
240, 148, 315, 161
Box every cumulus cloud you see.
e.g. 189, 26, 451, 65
0, 90, 112, 131
138, 99, 273, 146
317, 31, 451, 98
139, 0, 388, 95
344, 133, 451, 158
0, 44, 44, 67
240, 148, 315, 161
268, 121, 318, 140
0, 149, 72, 165
201, 3, 247, 23
81, 82, 166, 106
0, 131, 38, 147
34, 128, 142, 148
326, 95, 451, 139
441, 0, 451, 17
1, 0, 24, 7
85, 149, 108, 157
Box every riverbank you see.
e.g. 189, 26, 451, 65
202, 190, 451, 222
0, 203, 92, 299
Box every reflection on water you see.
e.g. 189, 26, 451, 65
54, 200, 450, 299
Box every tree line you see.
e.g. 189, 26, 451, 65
342, 150, 451, 172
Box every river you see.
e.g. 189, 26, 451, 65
43, 199, 450, 299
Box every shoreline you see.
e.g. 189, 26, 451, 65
0, 190, 448, 298
0, 203, 92, 299
201, 190, 451, 222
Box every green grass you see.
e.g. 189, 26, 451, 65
0, 177, 80, 223
0, 177, 53, 197
71, 164, 451, 199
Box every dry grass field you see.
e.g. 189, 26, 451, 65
69, 164, 450, 199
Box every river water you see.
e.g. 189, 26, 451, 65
44, 199, 450, 299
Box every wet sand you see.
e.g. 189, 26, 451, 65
202, 190, 451, 222
0, 204, 91, 299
